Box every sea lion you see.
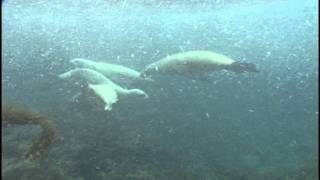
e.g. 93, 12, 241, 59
140, 50, 258, 78
70, 58, 151, 83
59, 68, 148, 111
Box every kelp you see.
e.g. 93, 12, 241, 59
2, 104, 56, 160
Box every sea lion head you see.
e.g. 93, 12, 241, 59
58, 71, 72, 79
230, 62, 259, 73
70, 58, 95, 69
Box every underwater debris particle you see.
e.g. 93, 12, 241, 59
168, 128, 175, 134
266, 51, 271, 57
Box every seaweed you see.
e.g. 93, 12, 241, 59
2, 104, 56, 160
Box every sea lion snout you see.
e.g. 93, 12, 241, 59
58, 72, 71, 79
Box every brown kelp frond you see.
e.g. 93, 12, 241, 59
2, 104, 56, 160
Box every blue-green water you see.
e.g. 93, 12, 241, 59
2, 0, 318, 179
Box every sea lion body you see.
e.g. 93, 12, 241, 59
59, 68, 148, 110
59, 68, 119, 87
141, 50, 258, 77
70, 58, 142, 82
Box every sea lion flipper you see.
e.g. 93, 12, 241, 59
88, 84, 119, 111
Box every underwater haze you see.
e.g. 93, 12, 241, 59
2, 0, 319, 179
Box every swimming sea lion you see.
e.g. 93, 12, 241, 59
70, 58, 150, 82
59, 68, 148, 110
140, 50, 258, 78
